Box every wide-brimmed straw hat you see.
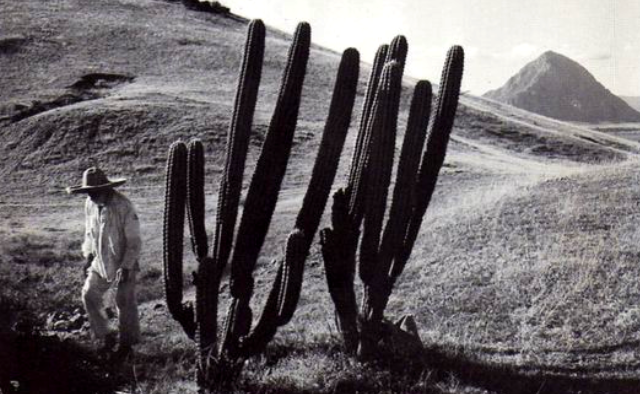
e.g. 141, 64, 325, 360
66, 167, 126, 194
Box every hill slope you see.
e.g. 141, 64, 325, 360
484, 51, 640, 123
2, 2, 639, 198
621, 96, 640, 112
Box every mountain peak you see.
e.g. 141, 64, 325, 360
539, 50, 566, 61
484, 51, 640, 123
536, 50, 583, 70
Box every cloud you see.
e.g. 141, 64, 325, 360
582, 51, 612, 61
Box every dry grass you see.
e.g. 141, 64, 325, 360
5, 159, 640, 393
0, 227, 85, 315
399, 162, 640, 376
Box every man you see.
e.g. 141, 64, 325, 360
67, 167, 142, 360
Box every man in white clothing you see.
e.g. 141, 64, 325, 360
67, 167, 142, 360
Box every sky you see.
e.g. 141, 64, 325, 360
221, 0, 640, 97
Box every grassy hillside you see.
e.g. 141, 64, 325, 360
3, 0, 640, 393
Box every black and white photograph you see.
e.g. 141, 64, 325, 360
1, 0, 640, 393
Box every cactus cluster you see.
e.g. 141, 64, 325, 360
163, 19, 360, 391
164, 14, 465, 389
320, 42, 465, 357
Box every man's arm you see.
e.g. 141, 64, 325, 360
120, 203, 141, 272
82, 198, 93, 258
82, 198, 94, 275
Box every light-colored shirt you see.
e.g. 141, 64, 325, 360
82, 191, 141, 281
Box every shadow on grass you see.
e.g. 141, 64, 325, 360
0, 330, 126, 394
4, 323, 635, 394
426, 345, 640, 394
237, 341, 640, 394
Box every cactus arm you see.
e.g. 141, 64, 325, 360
276, 229, 308, 323
365, 80, 432, 322
185, 140, 221, 368
320, 206, 359, 351
377, 81, 432, 273
186, 139, 209, 260
194, 255, 220, 389
237, 229, 305, 357
236, 46, 358, 358
236, 262, 283, 358
196, 20, 266, 388
196, 20, 267, 383
321, 189, 360, 353
295, 47, 359, 241
163, 141, 196, 339
219, 297, 252, 362
262, 46, 360, 332
347, 44, 389, 206
347, 36, 404, 222
395, 45, 464, 277
355, 63, 404, 356
358, 61, 403, 287
212, 19, 265, 273
228, 22, 311, 299
223, 21, 311, 356
385, 35, 408, 73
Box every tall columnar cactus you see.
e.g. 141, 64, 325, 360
321, 43, 465, 357
163, 19, 360, 392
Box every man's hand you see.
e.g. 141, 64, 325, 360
117, 268, 130, 284
83, 254, 94, 277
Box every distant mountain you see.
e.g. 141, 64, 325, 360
621, 96, 640, 113
484, 51, 640, 123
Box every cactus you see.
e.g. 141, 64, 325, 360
348, 43, 388, 193
163, 19, 359, 391
163, 141, 197, 339
321, 43, 464, 357
187, 139, 208, 260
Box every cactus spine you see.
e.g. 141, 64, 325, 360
321, 42, 464, 357
163, 19, 359, 391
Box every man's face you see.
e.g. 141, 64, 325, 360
88, 189, 111, 206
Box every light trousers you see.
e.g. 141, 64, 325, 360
82, 270, 140, 346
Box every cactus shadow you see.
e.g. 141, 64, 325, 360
250, 341, 640, 394
424, 346, 640, 394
